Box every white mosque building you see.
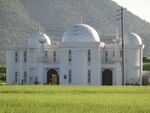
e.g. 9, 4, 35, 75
6, 24, 144, 85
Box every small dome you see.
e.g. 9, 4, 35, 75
62, 24, 100, 42
28, 33, 51, 47
124, 32, 142, 46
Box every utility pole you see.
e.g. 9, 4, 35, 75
80, 15, 83, 23
121, 7, 125, 86
117, 7, 125, 85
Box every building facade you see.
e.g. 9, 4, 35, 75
6, 24, 144, 85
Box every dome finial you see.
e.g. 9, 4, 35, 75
80, 15, 83, 23
38, 23, 41, 33
38, 23, 44, 33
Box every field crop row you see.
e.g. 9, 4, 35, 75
0, 85, 149, 113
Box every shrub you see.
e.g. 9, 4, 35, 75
143, 57, 150, 62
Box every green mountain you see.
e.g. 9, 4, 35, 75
21, 0, 150, 56
1, 0, 150, 64
0, 0, 37, 63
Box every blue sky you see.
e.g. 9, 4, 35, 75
112, 0, 150, 23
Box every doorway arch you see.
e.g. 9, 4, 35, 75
102, 69, 112, 85
47, 69, 59, 85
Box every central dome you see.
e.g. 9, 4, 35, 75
62, 24, 100, 42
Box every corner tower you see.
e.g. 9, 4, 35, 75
124, 32, 144, 85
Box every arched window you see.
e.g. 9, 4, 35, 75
24, 51, 27, 62
105, 50, 108, 62
15, 72, 18, 83
88, 70, 91, 84
68, 69, 72, 84
15, 51, 18, 62
68, 50, 72, 63
24, 71, 27, 83
88, 49, 91, 63
45, 51, 48, 56
53, 51, 56, 62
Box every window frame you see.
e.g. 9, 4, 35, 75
24, 51, 27, 62
24, 71, 27, 83
88, 70, 91, 84
53, 51, 56, 62
68, 69, 72, 84
15, 51, 18, 62
15, 72, 18, 83
88, 49, 91, 63
68, 50, 72, 63
45, 51, 48, 56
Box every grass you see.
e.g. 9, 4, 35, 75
0, 85, 150, 113
143, 62, 150, 71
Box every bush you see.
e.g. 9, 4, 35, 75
0, 80, 4, 83
0, 74, 6, 82
143, 57, 150, 62
143, 63, 150, 71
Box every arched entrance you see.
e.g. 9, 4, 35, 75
102, 69, 113, 85
47, 69, 59, 85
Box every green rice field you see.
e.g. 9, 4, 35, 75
0, 85, 149, 113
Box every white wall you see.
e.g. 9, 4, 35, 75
125, 47, 141, 84
59, 48, 69, 84
71, 48, 87, 84
59, 42, 101, 85
90, 48, 101, 85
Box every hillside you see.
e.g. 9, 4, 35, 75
21, 0, 150, 56
1, 0, 150, 64
0, 0, 37, 63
